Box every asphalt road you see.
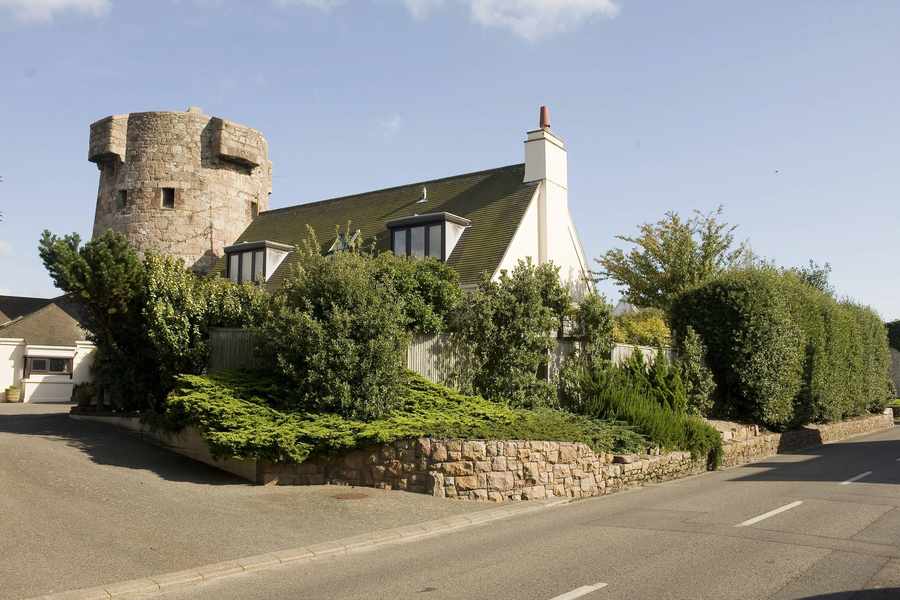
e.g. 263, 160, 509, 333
0, 403, 490, 600
154, 424, 900, 600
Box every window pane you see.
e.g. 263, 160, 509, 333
49, 358, 67, 373
410, 226, 425, 258
32, 359, 47, 372
253, 250, 265, 282
428, 224, 442, 258
229, 254, 239, 282
241, 252, 252, 283
162, 188, 175, 209
393, 229, 407, 256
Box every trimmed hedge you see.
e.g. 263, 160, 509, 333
672, 269, 892, 429
159, 370, 648, 463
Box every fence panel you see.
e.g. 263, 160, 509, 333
406, 334, 458, 386
208, 328, 259, 372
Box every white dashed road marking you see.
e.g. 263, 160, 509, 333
840, 471, 873, 485
549, 583, 609, 599
736, 501, 804, 527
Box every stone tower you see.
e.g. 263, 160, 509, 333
88, 107, 272, 272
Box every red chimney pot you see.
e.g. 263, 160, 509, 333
539, 105, 550, 130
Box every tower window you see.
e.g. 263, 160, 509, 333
250, 200, 259, 218
161, 188, 176, 209
116, 190, 128, 210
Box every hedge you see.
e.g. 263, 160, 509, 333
671, 268, 892, 429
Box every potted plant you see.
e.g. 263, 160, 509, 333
5, 385, 21, 403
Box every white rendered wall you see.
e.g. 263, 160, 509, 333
0, 339, 25, 391
73, 342, 96, 385
494, 187, 540, 276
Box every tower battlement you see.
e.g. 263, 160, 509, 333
89, 108, 272, 272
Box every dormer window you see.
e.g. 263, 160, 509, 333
224, 240, 293, 284
386, 212, 470, 261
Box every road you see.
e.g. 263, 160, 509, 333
154, 424, 900, 599
0, 403, 490, 600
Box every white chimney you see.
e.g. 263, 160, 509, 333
523, 105, 567, 191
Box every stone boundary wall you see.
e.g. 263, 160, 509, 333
70, 410, 894, 501
261, 440, 708, 501
720, 412, 894, 468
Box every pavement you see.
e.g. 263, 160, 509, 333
0, 403, 494, 600
145, 422, 900, 599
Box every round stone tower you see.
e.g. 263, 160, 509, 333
88, 107, 272, 272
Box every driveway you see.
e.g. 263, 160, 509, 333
0, 403, 489, 600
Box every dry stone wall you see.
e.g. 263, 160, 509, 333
89, 108, 272, 272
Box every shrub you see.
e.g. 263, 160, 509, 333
161, 370, 648, 462
674, 326, 716, 416
451, 259, 570, 409
257, 244, 411, 421
670, 269, 804, 429
621, 351, 688, 414
672, 268, 893, 428
888, 320, 900, 351
612, 308, 671, 347
39, 230, 266, 412
560, 362, 722, 468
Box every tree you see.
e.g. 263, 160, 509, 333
451, 259, 570, 408
595, 207, 749, 311
790, 260, 833, 296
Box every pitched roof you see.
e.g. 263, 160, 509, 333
0, 296, 89, 347
0, 295, 53, 325
226, 163, 538, 288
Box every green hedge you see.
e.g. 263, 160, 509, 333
671, 269, 892, 428
159, 370, 648, 463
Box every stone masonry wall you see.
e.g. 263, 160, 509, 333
89, 108, 272, 273
260, 439, 708, 501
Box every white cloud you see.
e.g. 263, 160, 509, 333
377, 114, 403, 140
0, 0, 111, 22
274, 0, 344, 10
403, 0, 444, 20
466, 0, 620, 40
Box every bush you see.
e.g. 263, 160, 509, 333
39, 230, 265, 412
672, 268, 893, 428
161, 370, 648, 462
451, 259, 570, 409
612, 308, 671, 347
674, 326, 716, 416
888, 321, 900, 351
620, 352, 688, 414
560, 362, 722, 468
258, 246, 410, 421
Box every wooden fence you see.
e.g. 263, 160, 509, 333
209, 328, 672, 387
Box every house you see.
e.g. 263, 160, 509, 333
220, 106, 593, 296
0, 295, 95, 403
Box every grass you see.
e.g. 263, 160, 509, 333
159, 370, 648, 463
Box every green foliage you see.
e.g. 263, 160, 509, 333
39, 230, 265, 411
790, 260, 834, 296
674, 326, 716, 416
596, 207, 750, 311
670, 269, 804, 428
612, 308, 672, 347
559, 362, 722, 468
161, 370, 648, 463
71, 383, 97, 408
451, 259, 571, 409
371, 252, 462, 335
620, 352, 688, 414
258, 240, 411, 420
672, 268, 893, 428
575, 293, 616, 364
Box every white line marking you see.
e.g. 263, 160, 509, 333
840, 471, 873, 485
735, 501, 804, 527
549, 583, 609, 599
895, 457, 900, 462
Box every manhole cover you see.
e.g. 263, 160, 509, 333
332, 492, 369, 500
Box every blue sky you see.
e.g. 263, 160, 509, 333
1, 0, 898, 320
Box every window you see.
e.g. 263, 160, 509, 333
392, 229, 407, 256
229, 254, 240, 283
250, 200, 259, 218
428, 224, 442, 259
227, 249, 266, 284
410, 226, 425, 258
28, 357, 71, 375
161, 188, 176, 209
116, 189, 128, 210
253, 250, 264, 281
